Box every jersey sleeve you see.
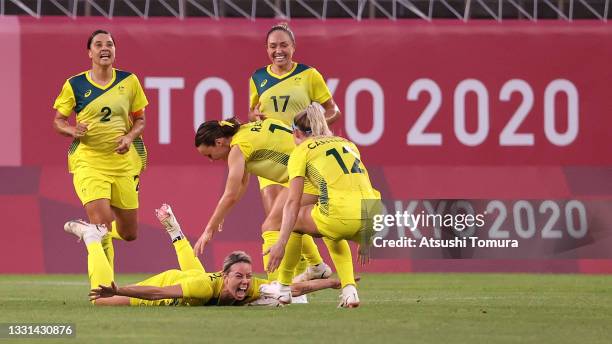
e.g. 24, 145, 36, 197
248, 277, 270, 300
249, 77, 259, 109
230, 132, 253, 160
309, 68, 332, 105
287, 144, 308, 180
180, 276, 214, 300
129, 74, 149, 113
53, 80, 76, 116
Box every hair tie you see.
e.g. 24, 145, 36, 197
219, 120, 235, 127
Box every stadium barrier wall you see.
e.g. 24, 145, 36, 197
2, 17, 612, 274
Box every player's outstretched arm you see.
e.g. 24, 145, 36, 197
90, 282, 183, 301
194, 146, 246, 255
291, 278, 341, 297
265, 177, 305, 272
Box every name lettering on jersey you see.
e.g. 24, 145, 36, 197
307, 137, 347, 150
84, 89, 92, 98
260, 79, 268, 88
208, 273, 222, 281
250, 121, 263, 132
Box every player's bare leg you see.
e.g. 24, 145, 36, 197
112, 207, 138, 241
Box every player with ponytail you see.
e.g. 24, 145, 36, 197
265, 104, 382, 308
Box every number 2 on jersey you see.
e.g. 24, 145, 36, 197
100, 107, 112, 122
270, 95, 290, 112
326, 146, 364, 174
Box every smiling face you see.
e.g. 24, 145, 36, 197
223, 262, 252, 301
88, 33, 115, 67
266, 30, 295, 71
196, 138, 231, 161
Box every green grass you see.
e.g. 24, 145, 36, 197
1, 273, 611, 343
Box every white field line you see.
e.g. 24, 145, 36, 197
0, 280, 89, 286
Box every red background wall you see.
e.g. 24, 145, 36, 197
2, 18, 612, 274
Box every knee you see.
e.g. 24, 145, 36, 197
116, 222, 138, 241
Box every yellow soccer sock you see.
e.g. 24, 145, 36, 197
262, 231, 280, 280
323, 238, 355, 288
293, 256, 308, 277
173, 238, 205, 272
109, 221, 124, 240
301, 234, 324, 266
278, 232, 304, 285
86, 242, 114, 291
100, 234, 114, 273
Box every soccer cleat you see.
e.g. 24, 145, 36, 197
247, 296, 283, 307
338, 284, 360, 308
64, 220, 108, 242
258, 281, 292, 304
291, 294, 308, 304
292, 262, 333, 283
155, 203, 182, 234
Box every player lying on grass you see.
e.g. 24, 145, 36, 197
64, 204, 341, 306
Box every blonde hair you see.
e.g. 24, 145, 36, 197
293, 103, 332, 137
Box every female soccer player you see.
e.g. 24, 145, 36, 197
191, 118, 334, 285
265, 104, 382, 308
206, 22, 342, 282
65, 204, 340, 306
52, 30, 148, 272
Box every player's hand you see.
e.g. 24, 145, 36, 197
194, 229, 215, 256
89, 281, 119, 300
357, 244, 370, 266
263, 242, 285, 273
115, 135, 133, 154
248, 102, 266, 122
71, 122, 88, 138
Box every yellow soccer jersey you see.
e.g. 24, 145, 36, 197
230, 119, 295, 183
131, 269, 269, 306
288, 136, 381, 220
53, 68, 148, 176
249, 63, 332, 126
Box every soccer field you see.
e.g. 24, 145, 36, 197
1, 273, 611, 343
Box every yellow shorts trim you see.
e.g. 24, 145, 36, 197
72, 168, 140, 209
